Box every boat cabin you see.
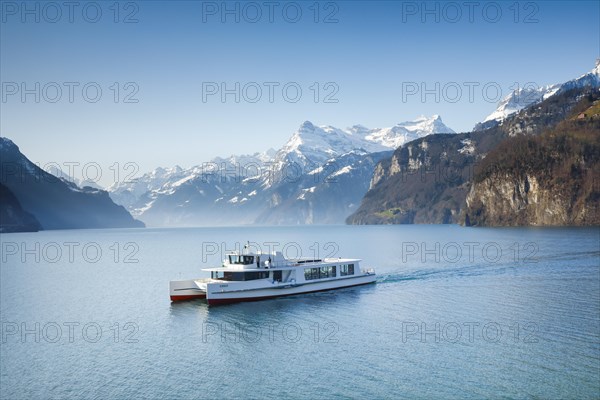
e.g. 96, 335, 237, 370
206, 250, 361, 284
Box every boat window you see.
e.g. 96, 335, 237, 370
213, 271, 269, 281
304, 265, 337, 280
304, 267, 320, 280
340, 264, 355, 276
227, 255, 254, 265
273, 271, 282, 282
320, 265, 335, 278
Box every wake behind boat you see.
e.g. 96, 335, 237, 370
170, 246, 376, 305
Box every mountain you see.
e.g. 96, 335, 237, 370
465, 94, 600, 226
271, 116, 454, 173
0, 182, 41, 233
108, 116, 455, 226
46, 165, 104, 190
255, 150, 394, 224
108, 165, 185, 210
108, 151, 275, 224
474, 63, 600, 131
347, 74, 600, 226
0, 137, 144, 230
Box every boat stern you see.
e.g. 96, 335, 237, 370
169, 279, 207, 302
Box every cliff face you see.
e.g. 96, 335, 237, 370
346, 132, 492, 224
464, 106, 600, 227
465, 173, 597, 226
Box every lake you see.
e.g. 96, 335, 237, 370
1, 225, 599, 399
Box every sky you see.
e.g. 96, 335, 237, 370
1, 0, 599, 187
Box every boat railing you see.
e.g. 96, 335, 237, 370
262, 259, 323, 268
263, 261, 298, 268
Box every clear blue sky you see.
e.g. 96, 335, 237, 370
1, 1, 598, 186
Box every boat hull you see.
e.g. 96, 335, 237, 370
170, 279, 207, 302
206, 274, 376, 305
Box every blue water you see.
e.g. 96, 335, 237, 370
1, 225, 599, 399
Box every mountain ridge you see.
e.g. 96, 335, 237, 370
0, 137, 144, 230
108, 115, 455, 226
474, 63, 600, 131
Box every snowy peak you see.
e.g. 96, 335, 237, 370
481, 84, 561, 124
560, 62, 600, 91
354, 115, 454, 150
275, 122, 352, 167
476, 62, 600, 130
299, 120, 316, 131
276, 115, 455, 168
393, 114, 454, 136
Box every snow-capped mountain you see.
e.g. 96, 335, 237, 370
352, 115, 455, 149
474, 62, 600, 131
108, 165, 183, 209
108, 150, 275, 213
479, 84, 561, 126
108, 115, 455, 226
274, 115, 454, 171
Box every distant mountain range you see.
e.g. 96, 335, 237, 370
0, 137, 144, 231
107, 115, 455, 226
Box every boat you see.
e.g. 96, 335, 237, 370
170, 247, 376, 305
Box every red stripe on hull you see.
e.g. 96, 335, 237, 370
207, 280, 375, 305
170, 293, 207, 302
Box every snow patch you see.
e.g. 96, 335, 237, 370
458, 139, 475, 155
331, 165, 352, 177
296, 186, 316, 200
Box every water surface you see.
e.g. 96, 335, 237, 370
1, 225, 599, 399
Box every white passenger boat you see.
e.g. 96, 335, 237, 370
170, 248, 376, 305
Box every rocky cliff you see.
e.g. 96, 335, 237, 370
347, 87, 600, 226
464, 98, 600, 226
